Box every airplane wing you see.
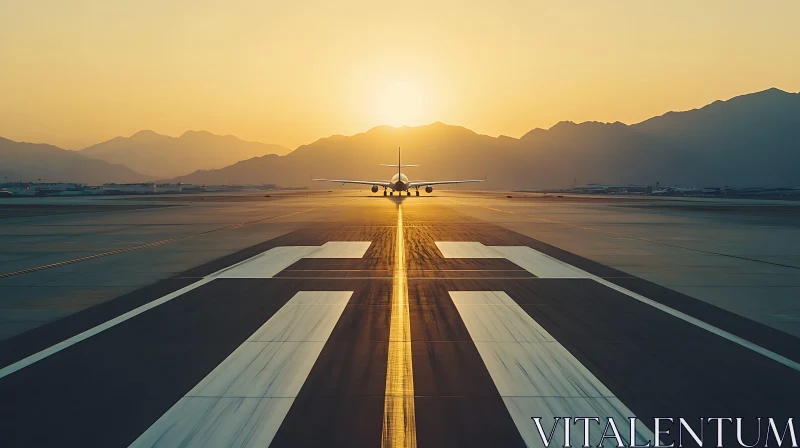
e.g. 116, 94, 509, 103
408, 179, 484, 187
313, 179, 392, 187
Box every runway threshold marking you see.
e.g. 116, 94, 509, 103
0, 242, 372, 379
0, 197, 364, 279
450, 290, 654, 447
131, 291, 353, 447
445, 197, 800, 270
215, 242, 373, 278
437, 241, 800, 373
382, 203, 417, 448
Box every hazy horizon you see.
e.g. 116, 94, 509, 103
2, 87, 796, 151
2, 1, 800, 150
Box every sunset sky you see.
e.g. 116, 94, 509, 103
1, 0, 799, 150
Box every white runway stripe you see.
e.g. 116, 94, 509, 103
218, 242, 372, 278
131, 291, 353, 448
0, 242, 371, 380
216, 246, 320, 278
438, 241, 800, 373
450, 291, 653, 447
435, 242, 586, 278
491, 246, 589, 278
307, 241, 373, 258
131, 396, 293, 448
435, 241, 503, 259
450, 291, 554, 343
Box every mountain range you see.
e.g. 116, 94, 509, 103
79, 130, 290, 178
2, 88, 798, 188
0, 137, 149, 185
173, 88, 800, 188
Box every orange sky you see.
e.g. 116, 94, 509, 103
1, 0, 799, 149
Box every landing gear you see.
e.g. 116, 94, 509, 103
406, 191, 411, 196
390, 191, 393, 196
383, 190, 387, 196
415, 190, 419, 196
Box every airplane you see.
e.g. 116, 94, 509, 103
313, 147, 484, 196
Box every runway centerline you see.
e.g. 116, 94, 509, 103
382, 203, 417, 448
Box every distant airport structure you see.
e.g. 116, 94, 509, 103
1, 180, 798, 200
528, 183, 800, 200
0, 182, 275, 196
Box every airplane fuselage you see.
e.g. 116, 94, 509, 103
390, 173, 409, 191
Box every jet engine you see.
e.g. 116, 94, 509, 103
371, 185, 379, 193
425, 186, 433, 193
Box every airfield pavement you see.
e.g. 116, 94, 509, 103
0, 190, 798, 447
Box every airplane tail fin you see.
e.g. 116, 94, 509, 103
380, 148, 418, 179
381, 148, 420, 173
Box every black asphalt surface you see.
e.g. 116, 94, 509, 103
0, 198, 798, 447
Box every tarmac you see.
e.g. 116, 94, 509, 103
0, 190, 798, 447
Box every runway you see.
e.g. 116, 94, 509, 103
0, 191, 798, 447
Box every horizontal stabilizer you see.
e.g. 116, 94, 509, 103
380, 164, 419, 168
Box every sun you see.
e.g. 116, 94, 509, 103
369, 76, 431, 127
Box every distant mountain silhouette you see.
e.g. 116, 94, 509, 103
172, 89, 800, 188
0, 137, 151, 184
80, 130, 290, 178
